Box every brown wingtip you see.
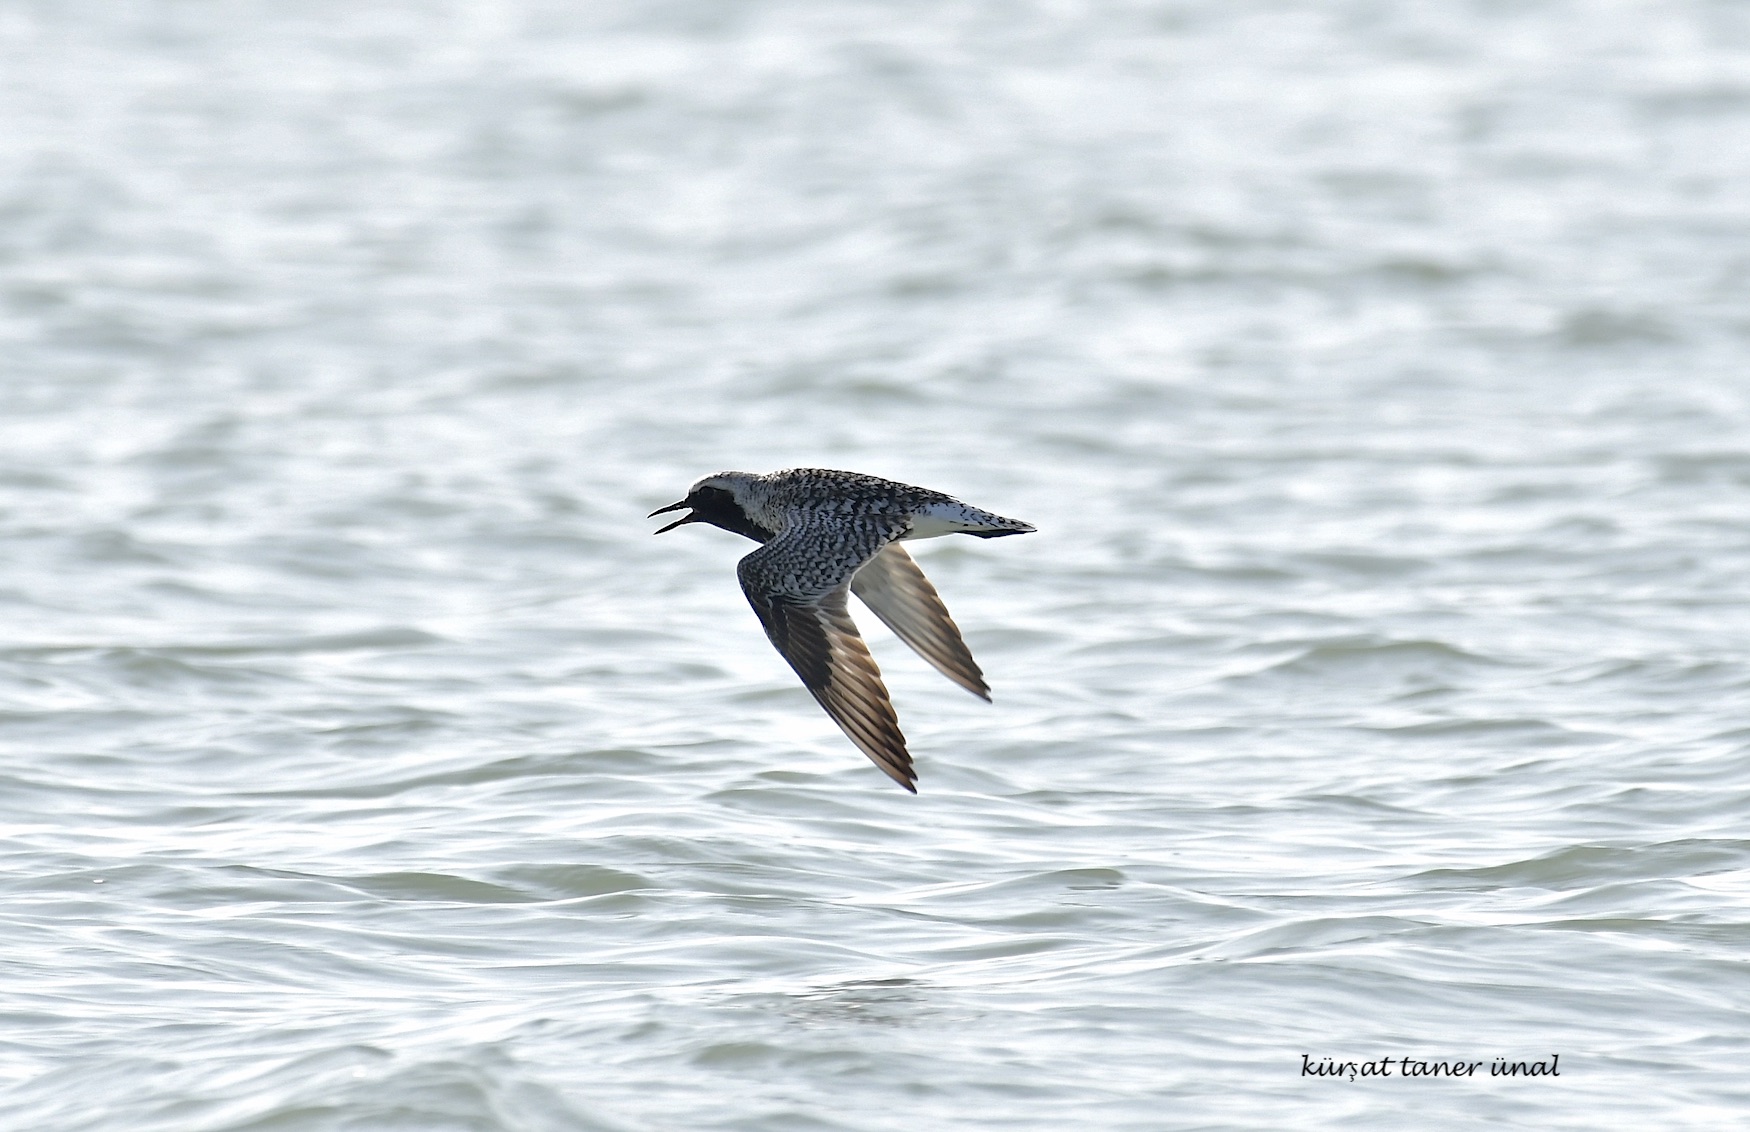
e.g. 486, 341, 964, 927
874, 759, 918, 793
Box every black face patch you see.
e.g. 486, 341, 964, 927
687, 486, 775, 543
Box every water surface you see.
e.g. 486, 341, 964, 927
4, 2, 1750, 1128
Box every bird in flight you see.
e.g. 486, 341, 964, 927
650, 468, 1034, 791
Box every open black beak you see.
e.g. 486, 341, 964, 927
648, 500, 696, 534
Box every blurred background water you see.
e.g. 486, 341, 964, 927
4, 1, 1750, 1128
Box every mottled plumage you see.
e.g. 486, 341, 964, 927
650, 468, 1034, 791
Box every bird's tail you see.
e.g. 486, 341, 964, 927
960, 507, 1035, 538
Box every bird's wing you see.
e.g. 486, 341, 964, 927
737, 523, 915, 791
850, 543, 990, 701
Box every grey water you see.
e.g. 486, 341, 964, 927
4, 1, 1750, 1128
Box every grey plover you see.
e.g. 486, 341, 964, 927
650, 468, 1034, 792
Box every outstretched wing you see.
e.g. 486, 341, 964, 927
850, 543, 990, 701
737, 521, 916, 791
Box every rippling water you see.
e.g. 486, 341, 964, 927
5, 1, 1750, 1128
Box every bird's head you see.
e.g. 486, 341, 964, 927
648, 471, 771, 541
